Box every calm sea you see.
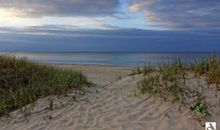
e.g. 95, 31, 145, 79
1, 52, 220, 67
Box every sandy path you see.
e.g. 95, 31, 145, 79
0, 65, 203, 130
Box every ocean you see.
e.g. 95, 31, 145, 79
1, 52, 219, 67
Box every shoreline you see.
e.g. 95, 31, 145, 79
1, 52, 220, 69
50, 63, 133, 69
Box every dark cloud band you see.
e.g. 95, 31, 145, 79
0, 26, 219, 52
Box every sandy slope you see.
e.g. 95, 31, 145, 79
0, 65, 204, 130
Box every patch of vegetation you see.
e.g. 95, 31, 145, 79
133, 54, 220, 86
138, 61, 186, 103
190, 102, 210, 116
137, 57, 219, 117
0, 55, 90, 117
193, 54, 220, 84
130, 64, 154, 76
143, 65, 154, 76
137, 75, 160, 95
130, 66, 142, 75
159, 59, 185, 82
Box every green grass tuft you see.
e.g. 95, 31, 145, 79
0, 55, 90, 117
190, 102, 210, 116
137, 75, 160, 95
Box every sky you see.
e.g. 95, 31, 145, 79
0, 0, 219, 52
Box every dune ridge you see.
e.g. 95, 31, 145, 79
0, 65, 208, 130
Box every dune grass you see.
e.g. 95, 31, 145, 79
130, 64, 154, 76
135, 54, 220, 86
137, 54, 219, 117
193, 54, 220, 84
0, 55, 90, 117
137, 62, 187, 103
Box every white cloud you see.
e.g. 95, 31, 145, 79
0, 0, 119, 17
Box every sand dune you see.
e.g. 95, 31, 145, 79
0, 65, 209, 130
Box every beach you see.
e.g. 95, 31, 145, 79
2, 64, 217, 130
1, 0, 219, 129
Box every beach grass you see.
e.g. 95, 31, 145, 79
137, 54, 219, 117
193, 54, 220, 84
137, 63, 186, 102
0, 55, 90, 117
130, 64, 154, 76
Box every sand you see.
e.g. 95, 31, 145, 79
0, 64, 218, 130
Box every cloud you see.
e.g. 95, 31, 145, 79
129, 0, 220, 30
0, 0, 119, 17
129, 3, 142, 12
95, 20, 118, 29
0, 26, 220, 52
129, 1, 153, 13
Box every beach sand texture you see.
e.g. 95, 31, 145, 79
1, 65, 217, 130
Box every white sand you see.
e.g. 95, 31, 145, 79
0, 64, 216, 130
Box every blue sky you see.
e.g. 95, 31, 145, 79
0, 0, 219, 52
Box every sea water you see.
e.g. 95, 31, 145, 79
1, 52, 219, 67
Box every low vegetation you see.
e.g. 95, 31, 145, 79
136, 54, 220, 117
193, 54, 220, 84
0, 55, 90, 117
130, 64, 154, 76
190, 102, 210, 117
138, 63, 187, 103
